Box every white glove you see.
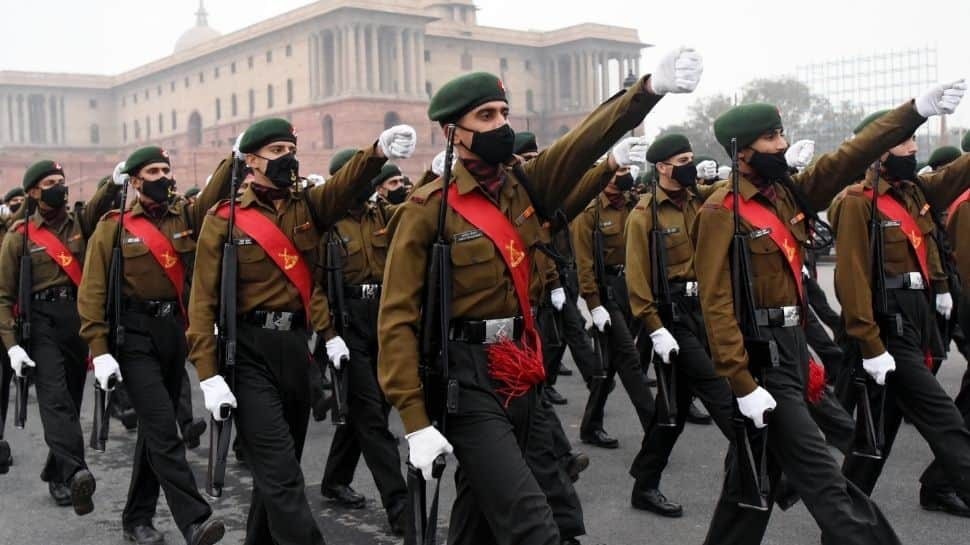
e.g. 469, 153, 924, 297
307, 331, 319, 354
590, 305, 611, 332
801, 265, 811, 277
112, 161, 129, 186
915, 79, 967, 118
936, 292, 954, 320
696, 160, 718, 180
649, 327, 680, 364
232, 131, 246, 159
649, 47, 704, 95
7, 345, 35, 378
326, 336, 350, 370
550, 288, 566, 311
200, 376, 237, 421
862, 352, 896, 386
918, 165, 934, 175
406, 426, 454, 480
612, 136, 648, 168
717, 165, 732, 180
379, 124, 417, 160
785, 139, 815, 171
431, 149, 457, 177
92, 354, 122, 390
736, 386, 777, 429
627, 164, 641, 181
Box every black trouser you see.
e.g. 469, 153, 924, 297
177, 364, 195, 430
527, 398, 585, 540
443, 340, 559, 545
806, 273, 843, 336
0, 346, 11, 439
630, 296, 735, 490
28, 299, 88, 485
541, 286, 598, 385
806, 307, 844, 381
117, 309, 211, 532
581, 274, 655, 435
807, 388, 855, 456
234, 321, 324, 545
321, 297, 407, 514
840, 290, 970, 500
704, 326, 900, 545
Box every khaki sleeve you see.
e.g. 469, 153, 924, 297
926, 232, 949, 294
77, 219, 116, 358
80, 181, 121, 239
625, 204, 663, 333
186, 213, 228, 381
571, 207, 601, 310
694, 201, 756, 396
919, 154, 970, 212
310, 279, 337, 341
309, 145, 386, 229
951, 204, 970, 294
188, 155, 234, 236
377, 196, 438, 434
795, 101, 926, 212
561, 161, 616, 222
0, 228, 23, 348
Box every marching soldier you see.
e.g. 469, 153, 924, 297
183, 186, 201, 205
187, 118, 414, 545
0, 187, 23, 473
694, 83, 957, 543
77, 146, 228, 545
0, 160, 121, 513
379, 46, 702, 545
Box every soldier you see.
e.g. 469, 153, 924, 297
832, 105, 970, 517
0, 160, 121, 513
694, 83, 959, 544
624, 133, 736, 516
4, 187, 25, 215
379, 47, 702, 545
0, 187, 22, 473
187, 118, 414, 545
183, 186, 201, 205
77, 146, 228, 545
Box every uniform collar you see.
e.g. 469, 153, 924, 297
31, 207, 73, 229
239, 184, 296, 213
863, 170, 904, 197
452, 159, 519, 200
129, 197, 181, 218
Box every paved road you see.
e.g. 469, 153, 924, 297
1, 265, 968, 544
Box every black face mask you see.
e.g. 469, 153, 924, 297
461, 123, 516, 165
258, 152, 299, 188
747, 150, 790, 181
614, 173, 635, 192
386, 186, 408, 205
40, 184, 67, 208
883, 153, 917, 182
670, 163, 698, 187
8, 203, 21, 214
141, 176, 175, 204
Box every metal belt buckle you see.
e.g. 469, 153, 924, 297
782, 306, 801, 327
906, 272, 924, 290
684, 281, 699, 297
157, 303, 174, 318
265, 312, 292, 331
361, 284, 380, 299
484, 317, 514, 344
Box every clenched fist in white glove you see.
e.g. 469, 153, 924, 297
785, 140, 815, 171
737, 386, 776, 429
649, 47, 704, 95
406, 426, 454, 480
936, 292, 954, 320
8, 345, 34, 378
112, 161, 129, 186
590, 305, 611, 332
200, 376, 237, 421
92, 354, 122, 390
379, 125, 417, 160
915, 80, 967, 118
649, 327, 680, 364
550, 288, 566, 311
918, 165, 934, 175
717, 165, 732, 181
863, 352, 896, 386
431, 150, 456, 177
326, 336, 350, 370
696, 160, 718, 181
612, 137, 648, 169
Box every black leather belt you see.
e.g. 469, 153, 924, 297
32, 286, 76, 302
605, 265, 625, 276
669, 281, 699, 297
885, 272, 925, 290
240, 310, 306, 331
754, 306, 801, 328
450, 316, 524, 344
124, 299, 180, 318
344, 283, 382, 300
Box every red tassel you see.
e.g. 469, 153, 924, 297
487, 338, 546, 407
86, 354, 94, 372
806, 358, 826, 405
925, 350, 935, 371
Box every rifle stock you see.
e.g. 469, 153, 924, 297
89, 376, 117, 452
649, 178, 677, 427
14, 201, 33, 429
324, 234, 350, 426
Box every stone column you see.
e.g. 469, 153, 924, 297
587, 52, 597, 107
344, 25, 354, 93
550, 57, 560, 111
571, 53, 580, 109
335, 27, 344, 95
308, 34, 317, 98
395, 29, 406, 96
354, 24, 364, 92
600, 53, 609, 102
403, 30, 415, 95
369, 25, 380, 93
414, 30, 426, 97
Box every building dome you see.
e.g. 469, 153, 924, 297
174, 1, 220, 53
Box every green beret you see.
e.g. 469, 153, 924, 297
514, 132, 538, 155
124, 146, 170, 176
962, 131, 970, 153
3, 187, 24, 203
371, 163, 402, 188
647, 133, 692, 163
184, 186, 201, 198
328, 148, 359, 175
714, 103, 783, 155
928, 146, 962, 169
238, 118, 297, 154
23, 160, 65, 190
428, 72, 508, 123
853, 109, 891, 135
693, 155, 716, 166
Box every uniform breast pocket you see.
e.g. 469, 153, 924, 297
450, 236, 498, 297
883, 225, 911, 269
122, 242, 156, 279
370, 231, 389, 270
748, 233, 785, 280
339, 236, 365, 273
664, 231, 692, 268
599, 220, 623, 260
237, 242, 269, 283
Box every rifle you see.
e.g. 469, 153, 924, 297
590, 205, 612, 379
323, 230, 350, 426
207, 155, 241, 498
407, 124, 457, 545
649, 178, 677, 428
14, 199, 34, 429
728, 138, 773, 511
89, 376, 117, 452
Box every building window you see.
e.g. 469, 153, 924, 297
171, 81, 176, 92
526, 89, 534, 112
158, 113, 163, 134
384, 111, 401, 129
248, 55, 254, 69
267, 84, 274, 108
89, 99, 97, 109
199, 72, 204, 83
424, 50, 431, 62
322, 115, 334, 149
216, 98, 221, 120
122, 122, 127, 143
133, 93, 138, 104
500, 58, 508, 71
171, 110, 177, 131
231, 61, 236, 74
184, 77, 189, 88
285, 44, 292, 57
266, 50, 272, 63
214, 67, 220, 79
134, 119, 141, 140
188, 111, 202, 147
425, 81, 432, 97
146, 116, 151, 138
248, 89, 255, 115
461, 50, 472, 70
231, 94, 238, 117
157, 85, 162, 96
286, 79, 294, 104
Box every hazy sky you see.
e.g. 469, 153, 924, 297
2, 0, 969, 135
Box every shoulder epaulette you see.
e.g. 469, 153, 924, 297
633, 193, 653, 211
409, 178, 444, 205
208, 198, 234, 215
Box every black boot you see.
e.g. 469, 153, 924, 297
0, 439, 11, 474
184, 518, 226, 545
321, 483, 367, 509
123, 523, 165, 545
920, 488, 970, 517
631, 486, 683, 517
69, 469, 96, 516
544, 386, 567, 405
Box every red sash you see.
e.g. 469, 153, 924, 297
946, 188, 970, 229
722, 194, 804, 306
215, 205, 312, 322
447, 184, 545, 404
111, 212, 187, 321
15, 222, 82, 286
863, 188, 930, 284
